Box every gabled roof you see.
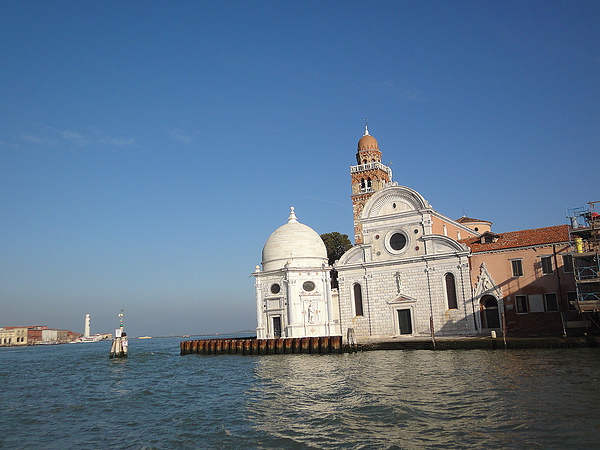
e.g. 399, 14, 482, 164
456, 216, 492, 224
459, 224, 570, 253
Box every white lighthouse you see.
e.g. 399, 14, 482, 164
84, 314, 91, 338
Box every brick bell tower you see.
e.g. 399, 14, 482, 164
350, 125, 393, 244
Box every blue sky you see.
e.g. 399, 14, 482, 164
1, 1, 599, 337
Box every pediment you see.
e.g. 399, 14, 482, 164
421, 234, 469, 254
362, 185, 430, 219
474, 262, 502, 299
336, 246, 364, 266
387, 294, 418, 304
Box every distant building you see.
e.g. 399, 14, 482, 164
0, 325, 80, 346
84, 313, 91, 338
27, 325, 47, 344
0, 327, 28, 346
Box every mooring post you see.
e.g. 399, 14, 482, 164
109, 310, 128, 359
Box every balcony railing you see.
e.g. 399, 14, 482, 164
350, 162, 392, 175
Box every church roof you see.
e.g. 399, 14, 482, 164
460, 224, 570, 253
262, 208, 327, 271
456, 216, 492, 224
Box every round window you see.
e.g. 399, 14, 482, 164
303, 281, 316, 292
390, 233, 407, 251
271, 284, 280, 294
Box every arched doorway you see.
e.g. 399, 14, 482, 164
480, 295, 501, 329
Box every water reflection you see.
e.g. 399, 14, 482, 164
2, 341, 599, 448
246, 349, 600, 448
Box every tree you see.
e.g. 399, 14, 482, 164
320, 232, 353, 266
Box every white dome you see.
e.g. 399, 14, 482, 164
262, 208, 328, 271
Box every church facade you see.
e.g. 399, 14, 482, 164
336, 184, 478, 341
253, 127, 480, 342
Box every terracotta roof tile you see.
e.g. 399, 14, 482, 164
456, 216, 492, 224
459, 224, 570, 252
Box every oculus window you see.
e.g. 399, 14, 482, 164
390, 233, 407, 251
302, 281, 315, 292
386, 231, 409, 254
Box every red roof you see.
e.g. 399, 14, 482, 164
456, 216, 492, 224
459, 224, 570, 252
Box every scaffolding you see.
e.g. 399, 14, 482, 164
567, 201, 600, 332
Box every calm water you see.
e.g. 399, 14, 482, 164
1, 338, 599, 449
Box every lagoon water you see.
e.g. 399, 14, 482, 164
1, 337, 599, 449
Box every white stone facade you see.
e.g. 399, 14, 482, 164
253, 186, 477, 343
253, 208, 341, 339
335, 185, 476, 342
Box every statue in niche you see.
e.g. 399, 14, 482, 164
395, 271, 402, 293
307, 303, 318, 324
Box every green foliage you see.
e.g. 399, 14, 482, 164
320, 232, 353, 266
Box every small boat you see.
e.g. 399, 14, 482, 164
73, 336, 102, 343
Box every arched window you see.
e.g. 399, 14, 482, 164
353, 283, 364, 316
445, 273, 458, 309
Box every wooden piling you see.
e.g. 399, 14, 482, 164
235, 339, 243, 354
320, 336, 330, 353
308, 337, 318, 353
109, 336, 128, 358
258, 339, 266, 354
331, 335, 342, 353
299, 337, 309, 353
274, 338, 283, 354
180, 336, 348, 356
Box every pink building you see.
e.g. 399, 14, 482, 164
461, 225, 578, 336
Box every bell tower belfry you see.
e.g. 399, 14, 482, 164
350, 126, 393, 244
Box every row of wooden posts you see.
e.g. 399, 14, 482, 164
180, 336, 344, 355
